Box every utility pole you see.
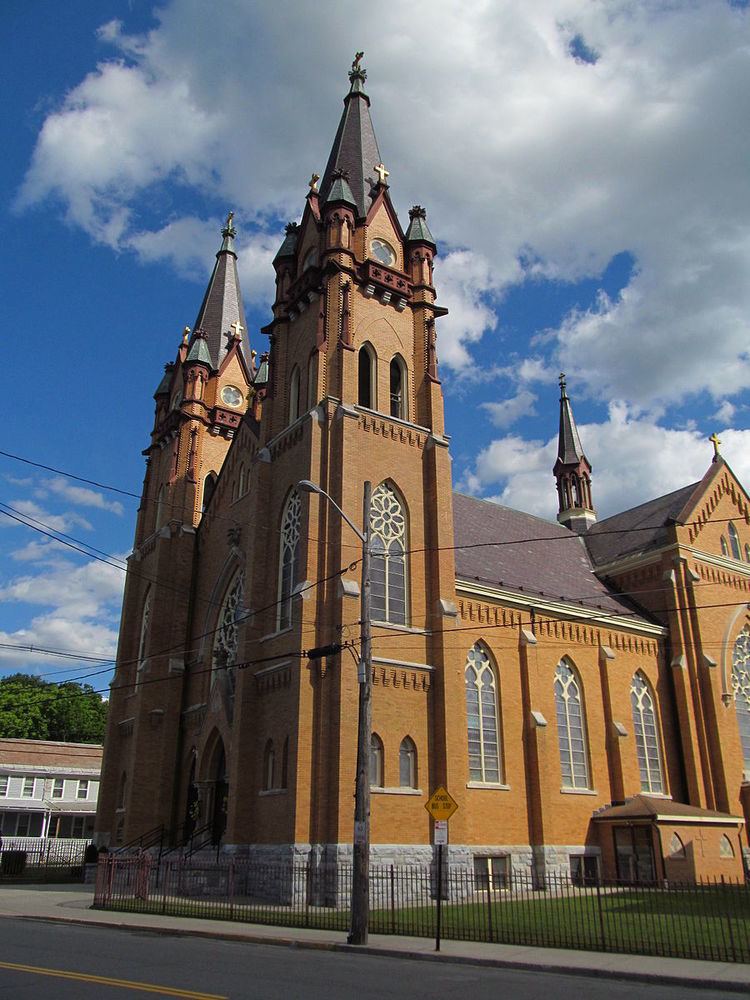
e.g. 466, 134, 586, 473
349, 480, 372, 945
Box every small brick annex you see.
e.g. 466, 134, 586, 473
95, 59, 750, 885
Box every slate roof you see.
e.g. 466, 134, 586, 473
593, 795, 743, 823
584, 482, 699, 567
319, 68, 382, 219
405, 207, 435, 244
192, 226, 250, 370
452, 493, 650, 621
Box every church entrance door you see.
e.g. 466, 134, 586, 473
210, 744, 228, 846
614, 825, 656, 882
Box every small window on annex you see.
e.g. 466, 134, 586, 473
399, 737, 418, 789
719, 834, 735, 859
52, 779, 64, 799
473, 855, 508, 892
263, 740, 275, 791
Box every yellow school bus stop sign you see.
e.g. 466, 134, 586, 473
425, 786, 458, 821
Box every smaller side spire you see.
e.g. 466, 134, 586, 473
186, 327, 212, 367
405, 205, 435, 246
553, 374, 596, 532
274, 221, 300, 262
219, 211, 237, 255
325, 167, 356, 208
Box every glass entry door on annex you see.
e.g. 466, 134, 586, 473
613, 825, 656, 882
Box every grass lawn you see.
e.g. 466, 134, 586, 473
96, 885, 750, 963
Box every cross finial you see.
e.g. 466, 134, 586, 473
352, 51, 364, 71
709, 431, 721, 460
559, 372, 567, 395
374, 162, 389, 185
182, 326, 191, 345
230, 320, 244, 340
309, 173, 320, 192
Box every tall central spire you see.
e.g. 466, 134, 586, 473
553, 374, 596, 532
319, 54, 383, 218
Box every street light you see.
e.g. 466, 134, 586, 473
298, 478, 372, 945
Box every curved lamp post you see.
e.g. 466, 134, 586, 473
298, 479, 372, 945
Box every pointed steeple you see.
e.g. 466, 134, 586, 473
319, 54, 383, 218
553, 374, 596, 532
405, 205, 436, 246
192, 212, 250, 369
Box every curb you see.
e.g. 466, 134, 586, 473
5, 913, 750, 993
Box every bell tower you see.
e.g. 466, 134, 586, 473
96, 216, 252, 846
553, 373, 596, 533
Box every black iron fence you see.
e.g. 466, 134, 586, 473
0, 838, 89, 883
93, 856, 750, 963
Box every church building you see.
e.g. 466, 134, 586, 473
95, 59, 750, 885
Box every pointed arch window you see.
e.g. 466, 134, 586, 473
720, 834, 735, 859
554, 659, 590, 789
370, 483, 407, 625
745, 544, 750, 563
202, 472, 217, 513
370, 733, 384, 788
728, 522, 742, 560
465, 644, 502, 783
668, 833, 685, 859
399, 737, 418, 788
307, 353, 317, 410
630, 672, 665, 794
263, 740, 275, 791
281, 737, 289, 790
213, 569, 244, 699
289, 366, 301, 424
731, 627, 750, 774
390, 356, 407, 420
156, 485, 166, 528
721, 536, 729, 557
358, 345, 375, 409
136, 587, 152, 687
117, 772, 127, 811
278, 490, 301, 630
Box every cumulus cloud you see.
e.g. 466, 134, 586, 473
480, 390, 538, 429
464, 402, 750, 521
2, 500, 93, 535
14, 0, 750, 408
0, 557, 124, 671
44, 477, 124, 515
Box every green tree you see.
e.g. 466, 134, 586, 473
0, 674, 107, 743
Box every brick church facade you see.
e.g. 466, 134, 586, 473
95, 60, 750, 884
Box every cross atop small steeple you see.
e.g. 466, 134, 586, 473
374, 162, 389, 185
710, 431, 721, 461
559, 372, 567, 396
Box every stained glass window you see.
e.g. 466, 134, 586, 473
399, 737, 417, 788
465, 644, 501, 783
213, 570, 245, 697
370, 483, 407, 625
555, 660, 590, 789
278, 491, 301, 630
631, 672, 664, 794
731, 627, 750, 772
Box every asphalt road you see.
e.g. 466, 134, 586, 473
0, 919, 744, 1000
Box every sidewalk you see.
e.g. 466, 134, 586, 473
0, 883, 748, 992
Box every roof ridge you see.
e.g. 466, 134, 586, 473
591, 480, 700, 530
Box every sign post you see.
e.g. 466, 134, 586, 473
425, 787, 458, 952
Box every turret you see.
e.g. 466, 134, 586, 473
554, 373, 596, 532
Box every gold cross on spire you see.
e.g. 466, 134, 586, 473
374, 162, 389, 185
230, 320, 244, 340
709, 432, 721, 460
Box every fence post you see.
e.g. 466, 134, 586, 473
485, 870, 494, 943
161, 860, 169, 915
595, 876, 607, 951
721, 875, 737, 963
391, 865, 396, 934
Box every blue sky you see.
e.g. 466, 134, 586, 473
1, 0, 749, 687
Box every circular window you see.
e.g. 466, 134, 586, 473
221, 385, 243, 408
371, 238, 396, 268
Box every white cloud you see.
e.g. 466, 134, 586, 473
45, 477, 124, 516
2, 500, 92, 534
480, 390, 537, 429
14, 0, 750, 410
465, 402, 750, 521
0, 557, 124, 671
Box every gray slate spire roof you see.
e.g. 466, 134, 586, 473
556, 374, 587, 466
325, 168, 357, 208
192, 213, 250, 369
186, 329, 212, 366
405, 206, 435, 244
319, 58, 382, 219
274, 222, 299, 262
